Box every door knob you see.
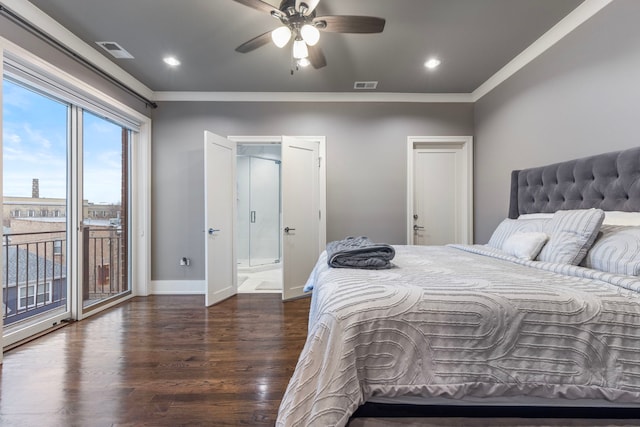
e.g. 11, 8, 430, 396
413, 225, 424, 231
284, 227, 296, 233
208, 228, 220, 235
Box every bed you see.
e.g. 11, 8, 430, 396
277, 147, 640, 427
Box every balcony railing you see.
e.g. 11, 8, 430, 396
82, 227, 127, 306
2, 228, 126, 325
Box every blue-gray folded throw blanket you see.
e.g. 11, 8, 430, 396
326, 236, 395, 269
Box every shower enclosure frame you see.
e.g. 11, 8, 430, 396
236, 150, 282, 269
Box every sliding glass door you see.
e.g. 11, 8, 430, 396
2, 76, 133, 343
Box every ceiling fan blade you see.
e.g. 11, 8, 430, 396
315, 15, 386, 33
296, 0, 320, 15
232, 0, 279, 14
307, 45, 327, 69
235, 31, 273, 53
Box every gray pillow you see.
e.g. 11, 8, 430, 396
537, 209, 605, 265
583, 225, 640, 275
487, 218, 548, 250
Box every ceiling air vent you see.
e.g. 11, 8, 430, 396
95, 41, 134, 59
354, 81, 378, 90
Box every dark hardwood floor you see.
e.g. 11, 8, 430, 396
4, 295, 638, 427
0, 294, 310, 427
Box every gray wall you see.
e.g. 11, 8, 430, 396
151, 102, 474, 281
474, 0, 640, 243
0, 14, 151, 116
12, 0, 636, 281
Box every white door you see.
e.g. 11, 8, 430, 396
408, 137, 473, 245
414, 149, 458, 245
204, 131, 237, 306
281, 136, 320, 300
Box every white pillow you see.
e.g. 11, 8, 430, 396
502, 232, 549, 260
518, 213, 554, 220
487, 218, 549, 250
603, 211, 640, 226
537, 209, 605, 265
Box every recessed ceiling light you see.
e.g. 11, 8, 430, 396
424, 58, 441, 69
163, 56, 181, 66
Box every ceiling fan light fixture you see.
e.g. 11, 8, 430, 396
293, 39, 309, 59
234, 0, 386, 72
301, 24, 320, 46
272, 26, 292, 48
297, 57, 311, 67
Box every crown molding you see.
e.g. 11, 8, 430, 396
152, 91, 473, 103
471, 0, 613, 102
1, 0, 154, 100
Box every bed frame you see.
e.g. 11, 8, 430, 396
356, 147, 640, 421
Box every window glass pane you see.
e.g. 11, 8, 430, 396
82, 110, 130, 308
3, 79, 69, 322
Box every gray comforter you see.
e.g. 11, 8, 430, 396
278, 245, 640, 427
325, 236, 395, 269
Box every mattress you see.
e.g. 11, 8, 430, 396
276, 245, 640, 427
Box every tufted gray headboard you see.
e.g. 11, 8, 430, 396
508, 147, 640, 219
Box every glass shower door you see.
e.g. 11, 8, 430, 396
249, 157, 281, 266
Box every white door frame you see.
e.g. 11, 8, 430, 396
228, 135, 327, 257
406, 136, 473, 245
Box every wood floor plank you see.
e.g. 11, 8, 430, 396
0, 294, 310, 426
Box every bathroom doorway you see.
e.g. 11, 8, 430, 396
236, 144, 283, 293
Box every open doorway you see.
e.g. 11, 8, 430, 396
210, 134, 326, 301
236, 144, 283, 293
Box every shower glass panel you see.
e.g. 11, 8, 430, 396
237, 155, 281, 267
250, 157, 281, 266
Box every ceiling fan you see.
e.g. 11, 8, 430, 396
233, 0, 386, 72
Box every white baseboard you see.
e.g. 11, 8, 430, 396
149, 280, 205, 295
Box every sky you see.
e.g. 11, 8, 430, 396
3, 79, 124, 205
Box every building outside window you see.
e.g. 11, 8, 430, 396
18, 282, 53, 310
53, 240, 62, 255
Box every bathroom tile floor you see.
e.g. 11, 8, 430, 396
237, 264, 282, 293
